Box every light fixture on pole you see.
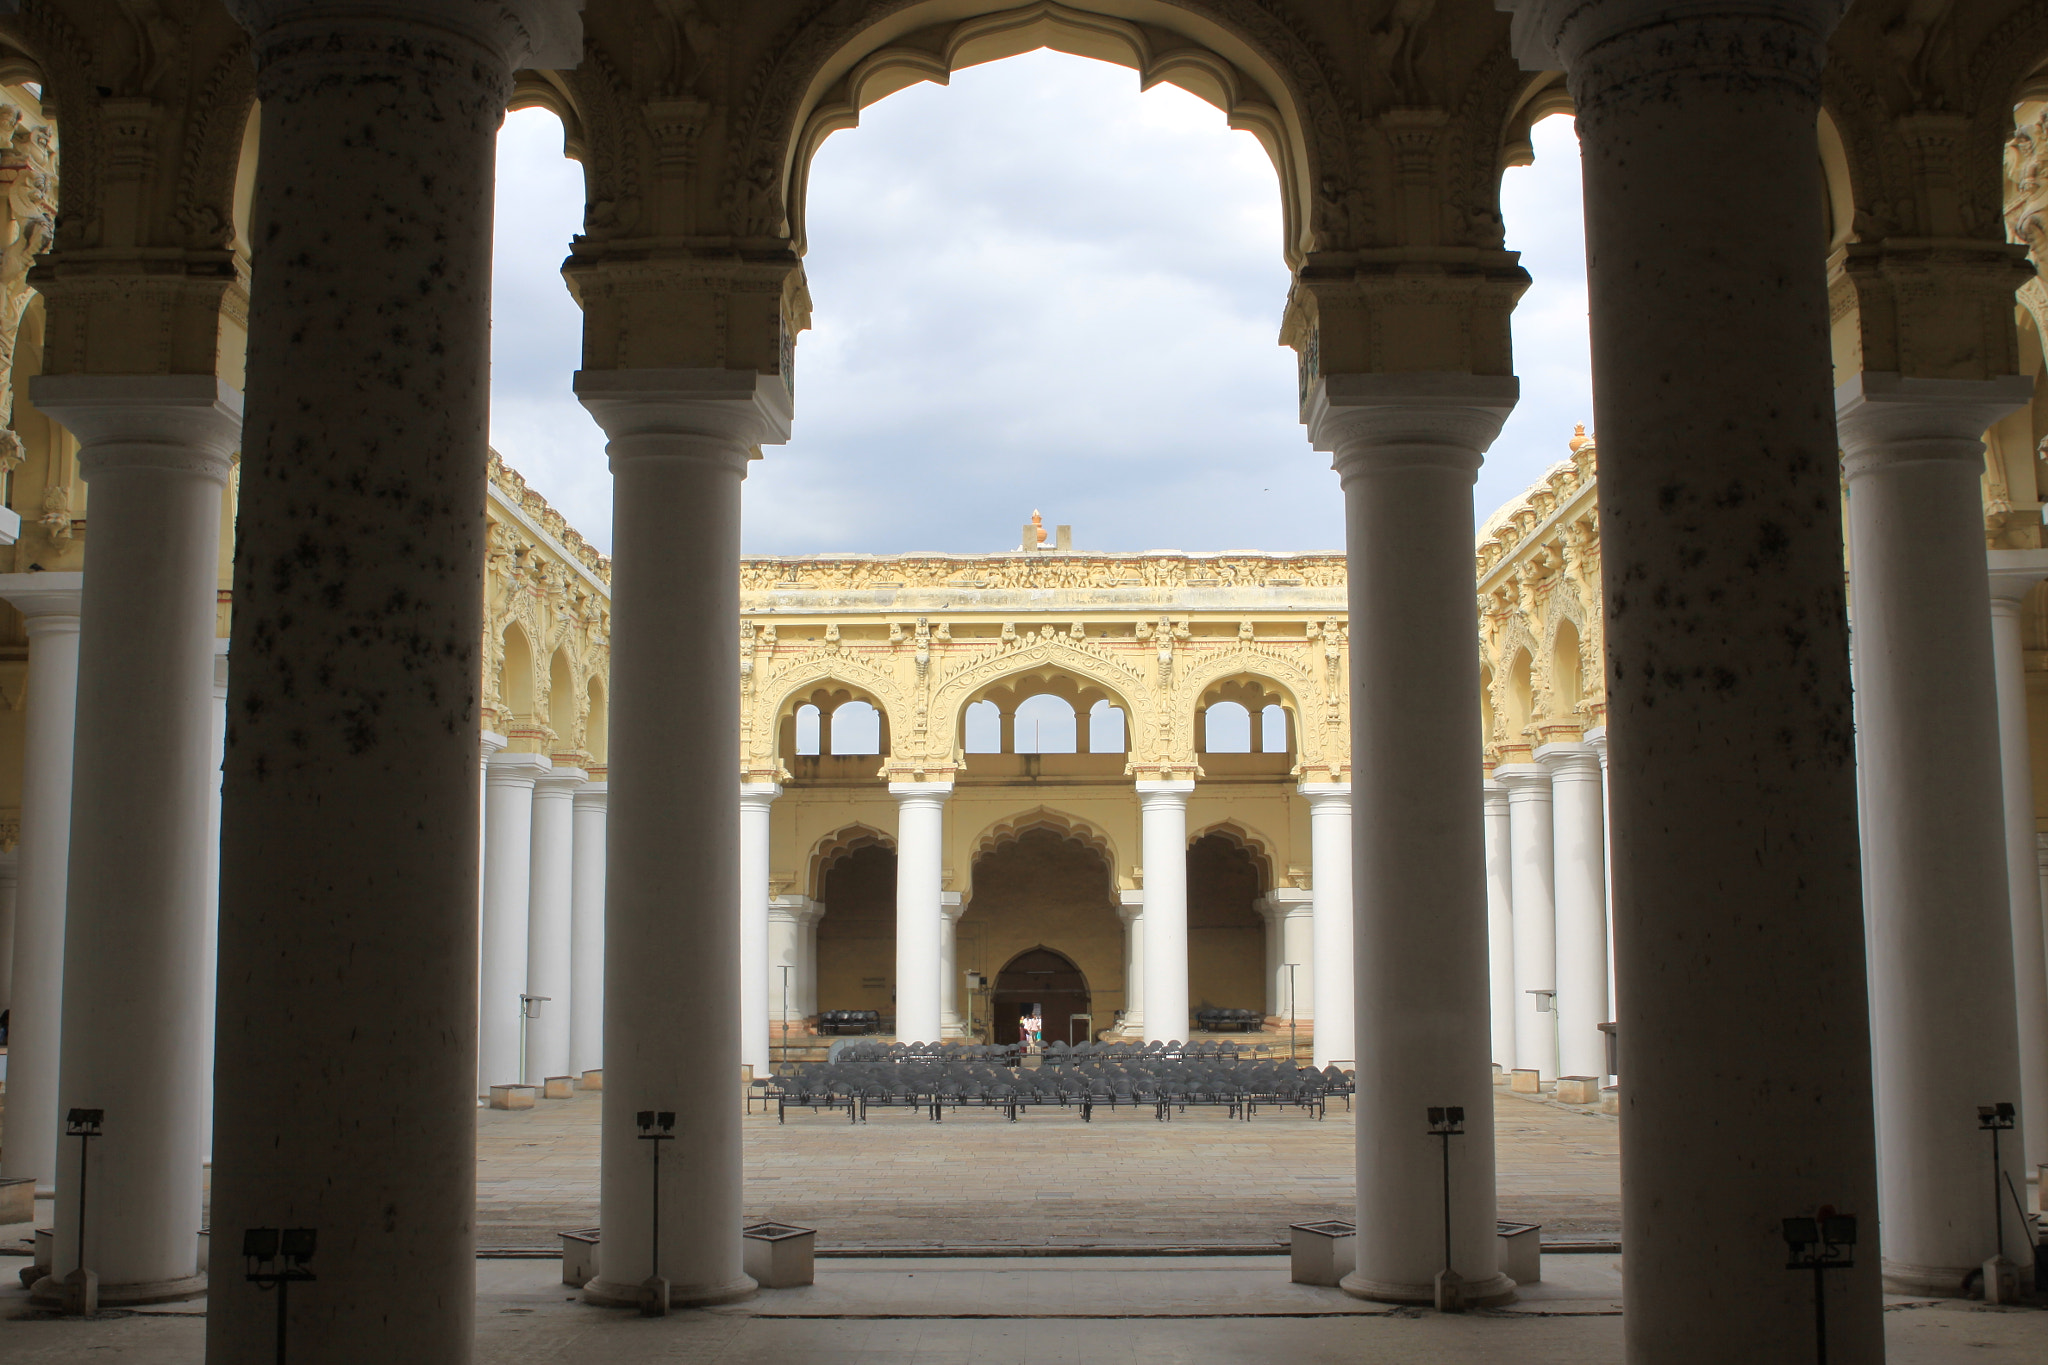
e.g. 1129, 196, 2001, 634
61, 1108, 102, 1315
244, 1226, 318, 1364
1426, 1105, 1466, 1312
1782, 1209, 1854, 1363
636, 1109, 676, 1316
518, 994, 549, 1085
1976, 1102, 2018, 1303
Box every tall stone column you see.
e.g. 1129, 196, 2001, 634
1506, 0, 1881, 1351
1988, 555, 2048, 1172
477, 729, 505, 1083
939, 894, 966, 1037
208, 5, 580, 1356
798, 901, 823, 1017
0, 852, 14, 1020
1584, 726, 1617, 1033
1494, 763, 1557, 1081
1256, 897, 1283, 1015
767, 896, 802, 1048
1278, 893, 1315, 1022
1306, 373, 1516, 1305
575, 370, 789, 1310
569, 781, 608, 1078
198, 644, 228, 1166
1136, 780, 1194, 1042
0, 573, 81, 1194
889, 781, 951, 1043
1117, 892, 1145, 1036
1536, 742, 1609, 1081
1481, 778, 1516, 1073
1840, 374, 2036, 1287
1303, 783, 1353, 1068
481, 752, 549, 1090
738, 783, 780, 1075
30, 376, 239, 1307
525, 768, 585, 1084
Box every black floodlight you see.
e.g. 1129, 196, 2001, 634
657, 1111, 675, 1131
243, 1227, 280, 1262
1821, 1215, 1857, 1248
1784, 1205, 1855, 1362
636, 1109, 654, 1131
1978, 1103, 2017, 1130
65, 1108, 102, 1136
281, 1228, 317, 1264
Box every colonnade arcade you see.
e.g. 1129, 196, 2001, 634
0, 0, 2040, 1360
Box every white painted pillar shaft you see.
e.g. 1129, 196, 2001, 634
568, 782, 608, 1077
767, 898, 801, 1046
1481, 778, 1516, 1073
1280, 900, 1315, 1021
1118, 894, 1145, 1036
1536, 742, 1608, 1081
525, 768, 585, 1084
939, 895, 965, 1037
1304, 784, 1353, 1068
0, 574, 81, 1193
0, 853, 14, 1019
738, 783, 779, 1075
1584, 727, 1616, 1036
1989, 558, 2048, 1172
1309, 373, 1514, 1304
478, 730, 505, 1087
889, 782, 950, 1043
198, 646, 227, 1166
36, 376, 238, 1304
481, 752, 548, 1090
1137, 781, 1193, 1043
1840, 374, 2036, 1285
1259, 901, 1283, 1016
799, 905, 821, 1017
577, 369, 788, 1309
1495, 764, 1558, 1081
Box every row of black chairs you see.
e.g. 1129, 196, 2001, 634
1193, 1007, 1265, 1033
816, 1010, 882, 1035
827, 1038, 1288, 1064
766, 1054, 1354, 1125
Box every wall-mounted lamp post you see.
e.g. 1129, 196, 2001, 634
1426, 1105, 1466, 1312
518, 994, 549, 1084
636, 1109, 675, 1316
61, 1108, 102, 1315
244, 1227, 317, 1364
1782, 1210, 1855, 1364
1977, 1102, 2018, 1302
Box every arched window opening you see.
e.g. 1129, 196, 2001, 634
829, 700, 881, 755
1552, 620, 1583, 719
1506, 648, 1535, 742
547, 647, 575, 743
500, 625, 534, 721
1480, 665, 1497, 747
585, 677, 608, 767
964, 699, 1002, 753
1258, 703, 1288, 754
795, 703, 822, 756
1201, 701, 1252, 753
1013, 693, 1077, 754
1088, 699, 1126, 753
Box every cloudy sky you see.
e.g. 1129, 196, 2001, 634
488, 51, 1591, 557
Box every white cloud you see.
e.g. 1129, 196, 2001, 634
487, 58, 1595, 556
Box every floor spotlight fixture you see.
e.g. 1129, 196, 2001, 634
61, 1108, 103, 1315
243, 1227, 317, 1365
1782, 1209, 1854, 1364
636, 1109, 676, 1316
1426, 1105, 1466, 1312
1976, 1102, 2019, 1302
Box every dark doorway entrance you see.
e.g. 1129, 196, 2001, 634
992, 947, 1090, 1045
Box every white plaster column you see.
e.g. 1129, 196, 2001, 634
738, 783, 780, 1076
569, 781, 607, 1078
1255, 897, 1283, 1016
0, 573, 81, 1195
1988, 554, 2048, 1173
1535, 742, 1609, 1082
482, 752, 550, 1089
524, 767, 585, 1084
798, 901, 824, 1017
1117, 891, 1145, 1037
1275, 891, 1315, 1022
1303, 783, 1353, 1067
208, 5, 582, 1355
31, 376, 239, 1307
767, 896, 803, 1046
576, 369, 789, 1310
939, 893, 966, 1037
1307, 373, 1515, 1305
1840, 374, 2037, 1288
1137, 780, 1194, 1042
1481, 778, 1516, 1073
1504, 0, 1882, 1347
198, 643, 228, 1166
0, 851, 14, 1020
1583, 726, 1617, 1034
1494, 763, 1557, 1081
477, 729, 506, 1085
889, 780, 952, 1043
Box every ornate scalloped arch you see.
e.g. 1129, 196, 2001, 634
754, 653, 913, 761
929, 637, 1155, 762
719, 0, 1346, 264
808, 821, 897, 899
1188, 818, 1277, 893
1171, 645, 1322, 767
967, 805, 1120, 883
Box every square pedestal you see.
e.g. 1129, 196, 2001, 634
1555, 1076, 1600, 1104
560, 1228, 600, 1287
0, 1176, 33, 1224
543, 1076, 575, 1099
1510, 1069, 1542, 1094
743, 1222, 815, 1288
1497, 1221, 1541, 1283
1288, 1220, 1356, 1286
488, 1084, 536, 1110
1599, 1086, 1620, 1115
581, 1069, 604, 1091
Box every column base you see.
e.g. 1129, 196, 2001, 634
30, 1269, 207, 1307
1882, 1257, 2022, 1299
582, 1271, 756, 1309
1340, 1269, 1516, 1307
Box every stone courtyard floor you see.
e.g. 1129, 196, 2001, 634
475, 1086, 1625, 1250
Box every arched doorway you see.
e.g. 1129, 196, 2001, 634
992, 947, 1091, 1046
